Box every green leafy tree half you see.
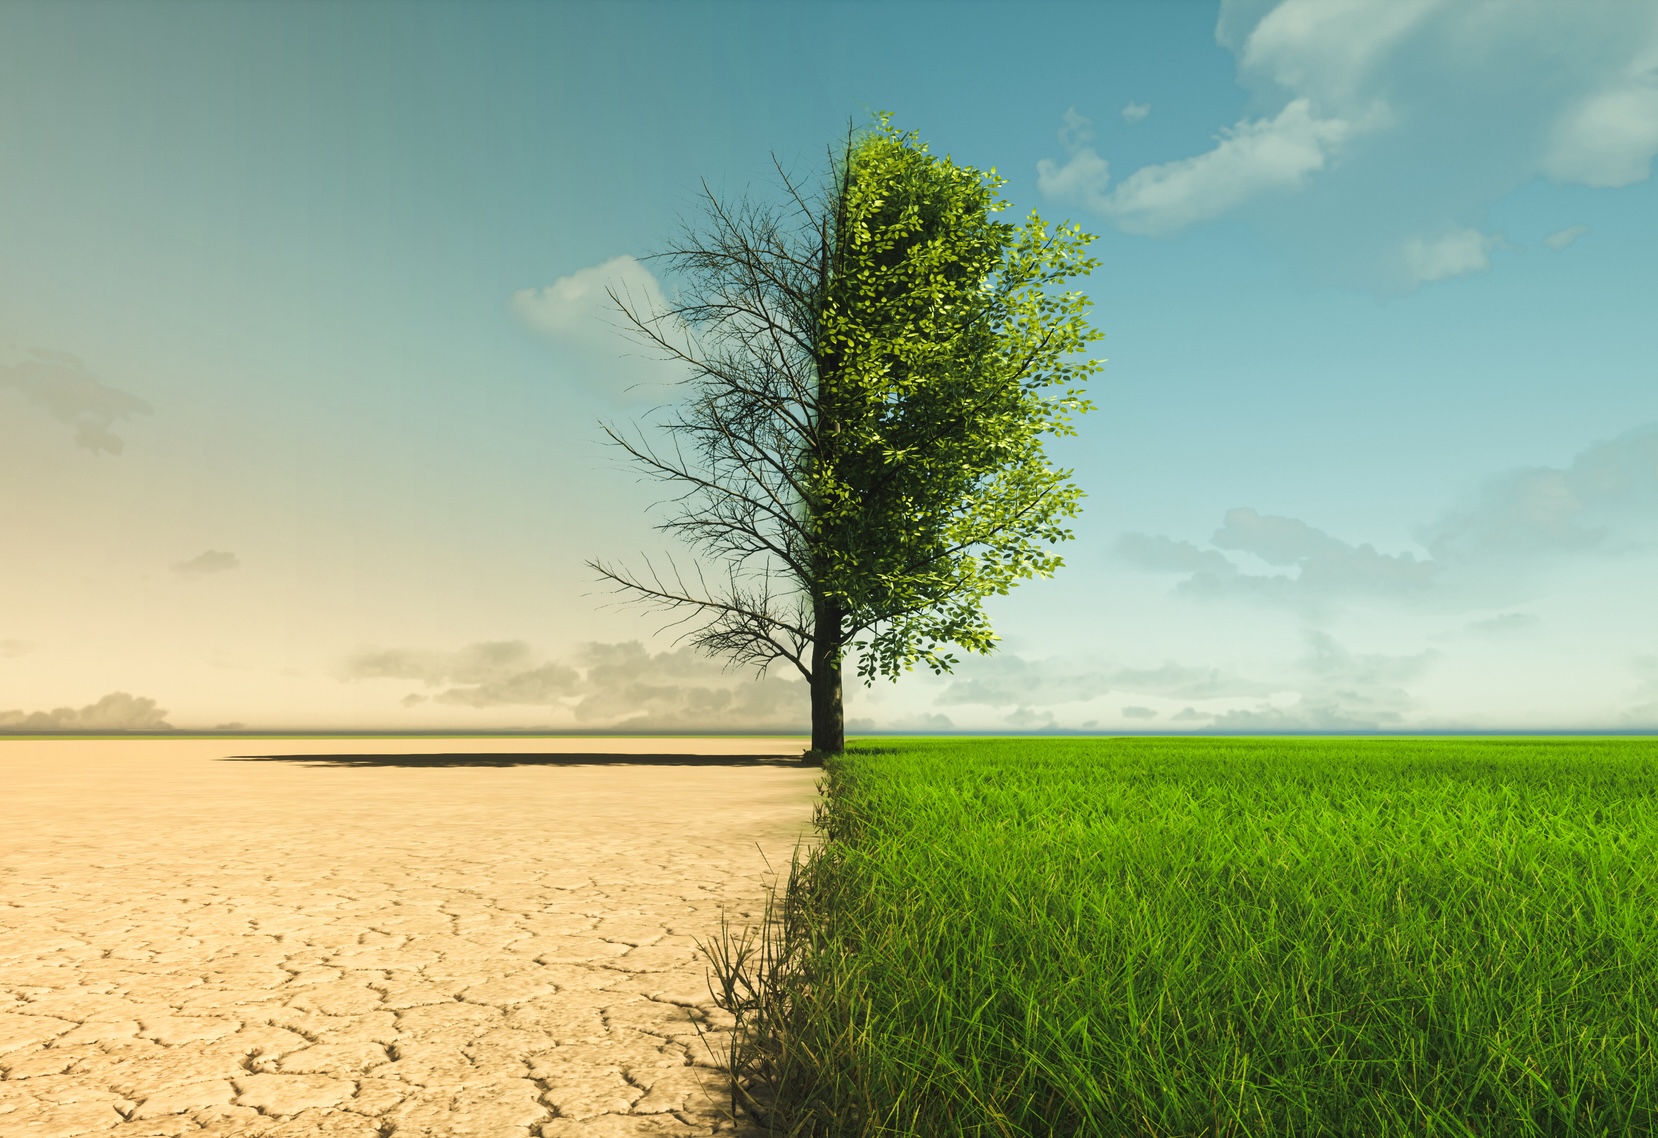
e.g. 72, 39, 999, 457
591, 115, 1101, 757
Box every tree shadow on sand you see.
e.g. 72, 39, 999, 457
224, 752, 807, 768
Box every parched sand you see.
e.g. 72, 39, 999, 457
0, 737, 819, 1137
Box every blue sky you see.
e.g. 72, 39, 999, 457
2, 0, 1655, 732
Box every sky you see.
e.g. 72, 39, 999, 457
2, 0, 1656, 733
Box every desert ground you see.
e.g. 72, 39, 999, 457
0, 736, 819, 1137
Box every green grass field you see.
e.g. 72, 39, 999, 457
718, 737, 1658, 1137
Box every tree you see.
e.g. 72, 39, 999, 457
590, 115, 1101, 757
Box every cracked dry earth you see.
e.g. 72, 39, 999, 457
0, 738, 819, 1138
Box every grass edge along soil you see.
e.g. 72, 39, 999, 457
702, 736, 1658, 1137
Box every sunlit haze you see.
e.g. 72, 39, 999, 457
3, 0, 1656, 732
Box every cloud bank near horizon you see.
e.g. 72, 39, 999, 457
1116, 424, 1658, 612
0, 692, 173, 732
343, 638, 806, 731
918, 629, 1438, 733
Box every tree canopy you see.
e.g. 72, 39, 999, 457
592, 115, 1102, 755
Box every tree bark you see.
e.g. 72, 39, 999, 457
809, 599, 845, 756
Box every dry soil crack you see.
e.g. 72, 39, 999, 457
0, 737, 813, 1137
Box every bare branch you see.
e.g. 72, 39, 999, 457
589, 555, 813, 681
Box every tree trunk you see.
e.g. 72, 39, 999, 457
809, 600, 845, 757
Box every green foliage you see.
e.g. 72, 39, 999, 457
734, 737, 1658, 1136
813, 116, 1102, 681
593, 115, 1101, 751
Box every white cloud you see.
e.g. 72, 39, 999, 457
1118, 424, 1658, 613
1399, 227, 1502, 287
1036, 147, 1113, 213
1119, 507, 1435, 606
1214, 507, 1437, 592
1121, 101, 1151, 125
1044, 1, 1658, 288
1199, 631, 1437, 730
512, 255, 669, 341
1232, 0, 1658, 193
1085, 99, 1360, 237
0, 692, 172, 732
1058, 106, 1096, 150
173, 550, 240, 576
925, 633, 1435, 731
1300, 629, 1436, 686
0, 349, 152, 455
1233, 0, 1443, 105
1543, 224, 1591, 250
512, 256, 688, 399
1422, 424, 1658, 562
1036, 109, 1113, 212
1542, 41, 1658, 188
